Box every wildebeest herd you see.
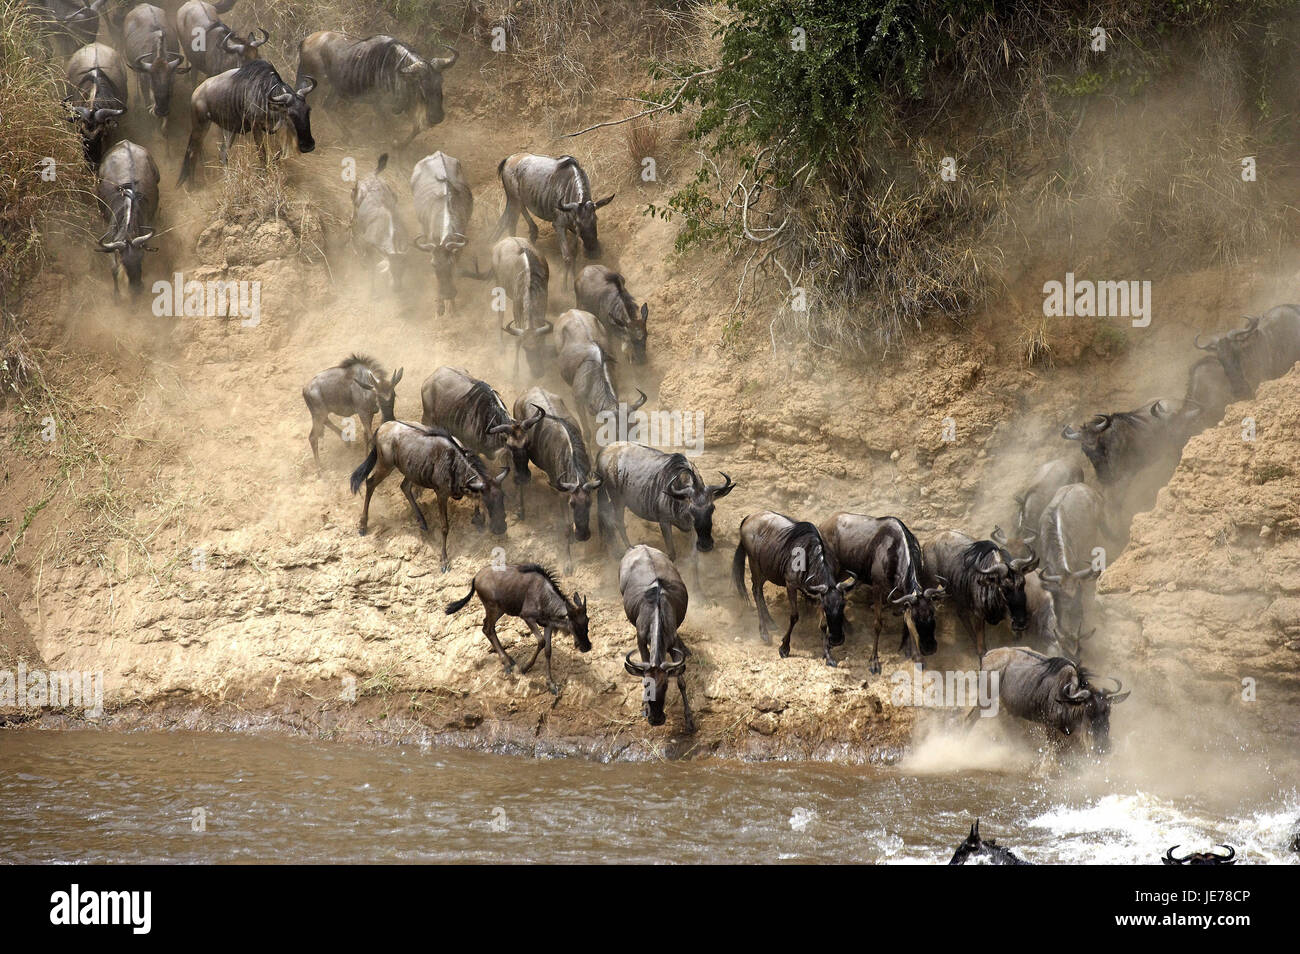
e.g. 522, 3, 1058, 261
32, 1, 1300, 750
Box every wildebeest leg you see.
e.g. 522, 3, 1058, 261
658, 521, 677, 560
563, 522, 574, 575
778, 584, 800, 659
308, 411, 331, 469
541, 625, 557, 694
359, 413, 374, 450
179, 116, 211, 187
519, 620, 546, 672
358, 457, 393, 535
399, 477, 429, 533
607, 499, 632, 552
435, 493, 452, 571
219, 129, 234, 165
677, 670, 695, 733
519, 206, 539, 243
869, 595, 884, 675
751, 570, 774, 644
482, 605, 515, 674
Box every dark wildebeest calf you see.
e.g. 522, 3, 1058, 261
513, 388, 601, 571
350, 420, 507, 571
922, 530, 1036, 661
980, 646, 1128, 755
296, 31, 457, 145
302, 355, 401, 468
95, 140, 159, 297
1195, 305, 1300, 398
122, 4, 190, 124
620, 544, 693, 732
64, 42, 127, 165
411, 151, 472, 316
819, 513, 944, 674
445, 563, 589, 695
492, 153, 613, 286
350, 153, 410, 293
178, 60, 315, 186
733, 511, 856, 666
575, 265, 648, 364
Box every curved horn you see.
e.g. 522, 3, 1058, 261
1061, 424, 1082, 441
1193, 331, 1216, 351
1058, 683, 1092, 703
249, 28, 270, 48
557, 200, 578, 213
502, 322, 524, 337
923, 586, 946, 600
837, 570, 858, 593
528, 320, 553, 337
1229, 315, 1260, 340
414, 234, 437, 252
623, 650, 651, 676
991, 526, 1008, 546
557, 479, 578, 493
662, 648, 686, 675
295, 74, 316, 96
523, 404, 545, 428
707, 471, 735, 498
1010, 546, 1038, 573
221, 32, 245, 53
1212, 845, 1235, 862
429, 44, 459, 70
628, 388, 647, 412
581, 475, 603, 491
1164, 846, 1186, 864
128, 229, 155, 248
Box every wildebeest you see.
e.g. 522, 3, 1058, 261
557, 321, 646, 445
513, 388, 601, 570
122, 4, 189, 122
1061, 398, 1200, 487
1036, 483, 1107, 643
1195, 305, 1300, 398
1162, 845, 1236, 865
445, 563, 589, 695
95, 140, 159, 297
1013, 457, 1083, 546
948, 820, 1031, 865
349, 420, 508, 571
619, 544, 693, 731
1022, 570, 1075, 659
296, 32, 457, 144
420, 367, 540, 485
492, 154, 613, 285
350, 153, 409, 292
922, 530, 1036, 660
1183, 356, 1234, 435
464, 237, 551, 376
596, 441, 734, 565
819, 513, 944, 674
979, 646, 1128, 754
178, 59, 315, 186
410, 152, 472, 316
175, 0, 266, 77
31, 0, 106, 56
575, 265, 647, 364
64, 42, 127, 165
302, 355, 402, 468
733, 511, 855, 666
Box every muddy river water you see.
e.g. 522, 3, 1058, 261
1, 729, 1297, 864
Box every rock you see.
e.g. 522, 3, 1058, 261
749, 711, 779, 735
755, 696, 786, 713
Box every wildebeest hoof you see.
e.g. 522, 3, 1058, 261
358, 526, 368, 536
684, 719, 697, 734
778, 646, 789, 659
548, 681, 560, 696
440, 561, 451, 573
869, 658, 882, 675
825, 657, 838, 667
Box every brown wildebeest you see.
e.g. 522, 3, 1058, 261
302, 355, 401, 468
349, 420, 507, 571
732, 510, 856, 666
619, 544, 693, 732
445, 563, 589, 695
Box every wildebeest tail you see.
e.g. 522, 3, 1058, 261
349, 444, 378, 494
444, 581, 476, 615
376, 153, 388, 175
732, 543, 749, 604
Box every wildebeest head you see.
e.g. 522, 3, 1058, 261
466, 465, 509, 535
624, 646, 684, 727
221, 27, 269, 63
555, 461, 602, 543
268, 75, 316, 154
414, 232, 465, 315
1162, 845, 1235, 866
892, 585, 946, 656
129, 39, 189, 118
565, 590, 591, 652
487, 403, 544, 483
666, 471, 735, 553
398, 46, 458, 127
968, 536, 1036, 631
97, 186, 155, 294
358, 366, 402, 422
948, 819, 1029, 865
1057, 670, 1129, 754
64, 95, 124, 153
1039, 566, 1098, 638
557, 193, 614, 255
504, 320, 553, 377
1061, 400, 1199, 484
622, 301, 649, 364
1196, 316, 1260, 397
810, 572, 857, 646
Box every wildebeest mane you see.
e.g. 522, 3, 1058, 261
214, 60, 291, 132
517, 562, 563, 598
551, 413, 590, 478
961, 539, 1006, 572
339, 353, 383, 375
338, 35, 420, 97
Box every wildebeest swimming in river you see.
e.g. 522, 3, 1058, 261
349, 420, 507, 571
818, 513, 944, 674
733, 511, 856, 666
619, 544, 693, 732
445, 563, 589, 695
302, 356, 402, 469
922, 530, 1036, 661
1162, 845, 1235, 865
979, 646, 1128, 755
948, 820, 1031, 865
